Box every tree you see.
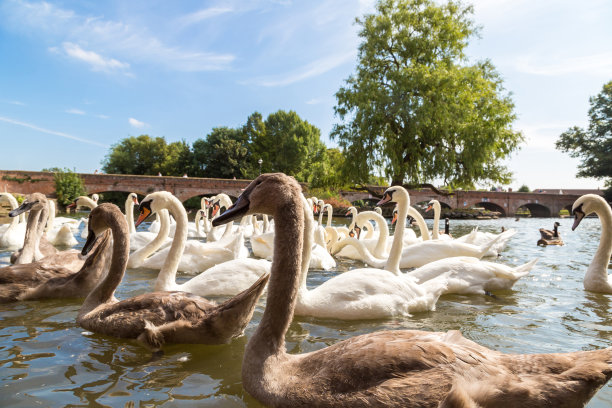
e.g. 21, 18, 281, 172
518, 185, 530, 192
48, 168, 86, 206
331, 0, 523, 188
102, 135, 168, 175
556, 81, 612, 193
250, 110, 326, 182
193, 127, 248, 179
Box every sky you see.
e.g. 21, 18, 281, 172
0, 0, 610, 190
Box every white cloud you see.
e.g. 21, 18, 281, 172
54, 42, 130, 73
4, 1, 234, 72
0, 116, 108, 147
65, 108, 86, 115
9, 100, 26, 106
129, 117, 148, 128
96, 114, 110, 119
306, 98, 322, 105
247, 50, 356, 87
515, 52, 612, 76
177, 7, 233, 27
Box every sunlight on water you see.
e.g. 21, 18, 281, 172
1, 214, 611, 407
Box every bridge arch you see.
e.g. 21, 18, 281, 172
471, 201, 506, 217
516, 202, 552, 217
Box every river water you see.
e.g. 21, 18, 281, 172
1, 214, 611, 407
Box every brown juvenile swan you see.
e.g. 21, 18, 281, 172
77, 203, 269, 351
213, 173, 612, 408
0, 230, 110, 303
10, 193, 58, 264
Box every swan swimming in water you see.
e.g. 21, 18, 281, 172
212, 172, 612, 408
76, 202, 269, 351
572, 194, 612, 293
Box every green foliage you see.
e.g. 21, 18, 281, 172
102, 135, 195, 176
556, 80, 612, 185
193, 127, 248, 179
52, 168, 86, 206
332, 0, 523, 187
518, 184, 530, 192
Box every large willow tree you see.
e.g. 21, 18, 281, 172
332, 0, 523, 187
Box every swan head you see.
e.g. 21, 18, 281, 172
213, 173, 302, 226
572, 194, 608, 231
128, 193, 139, 206
377, 186, 410, 207
82, 203, 126, 255
345, 206, 356, 216
134, 191, 176, 227
9, 193, 47, 217
91, 194, 99, 203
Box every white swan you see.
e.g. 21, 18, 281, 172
425, 199, 451, 240
334, 211, 390, 261
455, 227, 517, 257
215, 176, 446, 321
0, 193, 27, 248
292, 187, 445, 319
572, 194, 612, 293
406, 256, 537, 295
45, 200, 78, 247
133, 192, 245, 274
132, 191, 271, 297
68, 194, 98, 239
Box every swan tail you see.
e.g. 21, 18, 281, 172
137, 320, 165, 352
513, 258, 538, 277
205, 272, 270, 343
478, 234, 504, 258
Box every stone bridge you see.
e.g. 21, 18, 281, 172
0, 170, 599, 217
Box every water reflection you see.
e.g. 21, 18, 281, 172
0, 215, 611, 407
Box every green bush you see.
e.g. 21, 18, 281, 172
52, 168, 86, 206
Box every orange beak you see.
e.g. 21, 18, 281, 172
212, 204, 220, 217
135, 207, 151, 227
425, 205, 432, 212
132, 197, 139, 205
391, 212, 398, 225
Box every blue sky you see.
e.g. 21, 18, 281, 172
0, 0, 610, 190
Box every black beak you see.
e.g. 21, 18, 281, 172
135, 200, 153, 227
9, 200, 38, 217
213, 195, 250, 226
572, 208, 585, 231
82, 228, 98, 255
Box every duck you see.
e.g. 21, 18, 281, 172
133, 191, 271, 297
77, 203, 269, 351
212, 172, 612, 407
571, 194, 612, 293
0, 229, 110, 303
538, 221, 564, 246
129, 192, 245, 274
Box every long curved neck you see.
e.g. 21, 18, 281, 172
331, 237, 386, 269
79, 197, 98, 210
125, 197, 136, 234
154, 199, 187, 291
79, 216, 130, 316
1, 194, 19, 228
246, 194, 304, 361
408, 206, 430, 240
263, 214, 269, 232
46, 201, 55, 232
369, 212, 389, 258
298, 196, 314, 294
14, 207, 42, 264
33, 204, 49, 261
586, 202, 612, 284
385, 197, 408, 275
128, 209, 170, 267
194, 211, 203, 236
431, 203, 440, 239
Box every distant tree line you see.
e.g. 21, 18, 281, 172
102, 110, 348, 189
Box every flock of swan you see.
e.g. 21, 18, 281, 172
0, 172, 611, 406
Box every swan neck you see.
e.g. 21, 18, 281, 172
432, 203, 440, 239
129, 209, 170, 267
15, 207, 41, 264
247, 195, 304, 359
372, 213, 389, 258
80, 213, 130, 315
155, 198, 187, 291
586, 202, 612, 284
46, 201, 55, 232
299, 197, 314, 292
409, 207, 430, 240
386, 198, 407, 275
125, 197, 136, 234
